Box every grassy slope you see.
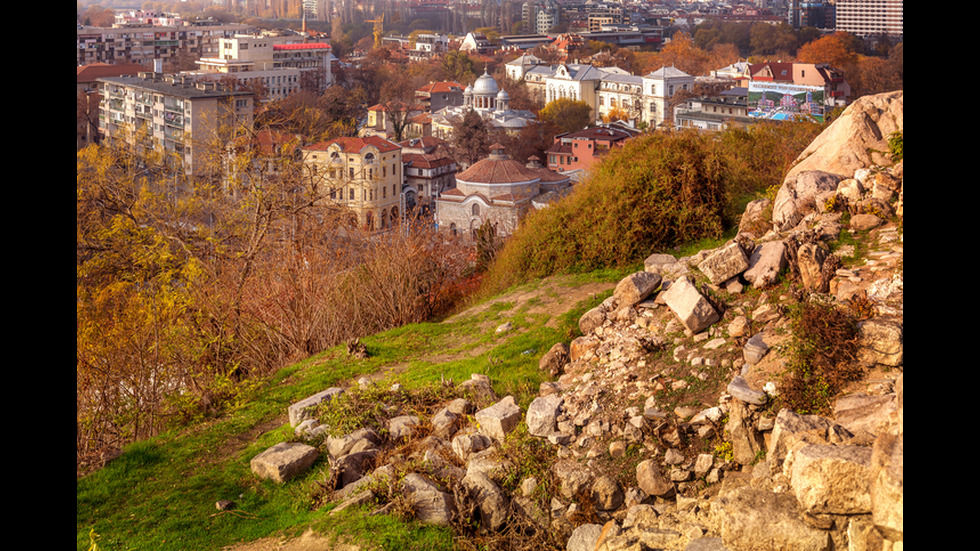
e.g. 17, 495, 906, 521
76, 270, 632, 551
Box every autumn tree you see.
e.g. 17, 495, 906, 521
379, 71, 424, 142
538, 98, 593, 134
440, 50, 478, 84
450, 108, 492, 167
796, 32, 860, 70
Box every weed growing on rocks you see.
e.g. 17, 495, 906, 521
776, 296, 863, 415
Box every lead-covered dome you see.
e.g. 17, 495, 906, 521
471, 69, 499, 96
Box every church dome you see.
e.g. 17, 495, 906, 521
496, 89, 510, 101
471, 69, 499, 96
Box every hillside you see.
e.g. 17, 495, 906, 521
77, 90, 903, 551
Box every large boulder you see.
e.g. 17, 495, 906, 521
250, 442, 320, 483
712, 485, 832, 551
788, 444, 873, 515
783, 90, 904, 185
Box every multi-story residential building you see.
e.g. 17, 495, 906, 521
189, 34, 334, 99
835, 0, 903, 39
399, 137, 458, 215
76, 21, 251, 68
300, 136, 404, 231
545, 124, 637, 172
415, 81, 464, 113
409, 33, 449, 61
459, 32, 493, 54
642, 66, 696, 128
596, 68, 645, 123
97, 73, 255, 176
77, 62, 148, 149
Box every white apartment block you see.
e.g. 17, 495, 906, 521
189, 34, 334, 100
98, 73, 255, 176
835, 0, 903, 39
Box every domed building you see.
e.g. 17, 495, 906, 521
435, 143, 571, 239
432, 69, 537, 138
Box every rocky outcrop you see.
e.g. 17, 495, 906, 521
250, 91, 903, 551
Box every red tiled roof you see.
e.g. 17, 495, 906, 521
305, 135, 401, 154
403, 152, 455, 169
417, 81, 462, 94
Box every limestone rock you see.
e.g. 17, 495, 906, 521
460, 470, 510, 531
526, 393, 563, 437
643, 253, 678, 275
614, 271, 663, 308
713, 485, 832, 551
635, 459, 673, 497
698, 242, 749, 286
773, 170, 843, 232
474, 395, 522, 442
539, 342, 570, 377
856, 318, 903, 367
870, 433, 903, 541
401, 473, 456, 525
288, 387, 344, 427
566, 523, 603, 551
789, 444, 873, 515
661, 276, 721, 334
250, 442, 319, 483
579, 305, 608, 336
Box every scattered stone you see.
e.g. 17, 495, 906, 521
698, 241, 750, 285
661, 276, 721, 334
475, 395, 522, 442
288, 387, 344, 427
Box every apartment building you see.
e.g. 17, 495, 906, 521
300, 136, 404, 230
189, 34, 334, 99
545, 124, 636, 172
399, 137, 458, 215
835, 0, 903, 39
77, 21, 251, 68
98, 73, 255, 176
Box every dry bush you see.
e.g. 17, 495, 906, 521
777, 297, 863, 415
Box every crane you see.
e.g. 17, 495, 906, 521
364, 13, 384, 50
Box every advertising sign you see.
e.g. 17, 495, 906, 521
747, 82, 825, 123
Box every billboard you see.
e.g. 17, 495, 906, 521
747, 82, 826, 123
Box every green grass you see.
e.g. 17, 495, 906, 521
77, 271, 618, 551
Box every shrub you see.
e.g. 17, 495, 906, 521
777, 297, 863, 415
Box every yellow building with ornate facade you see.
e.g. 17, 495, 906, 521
301, 135, 404, 230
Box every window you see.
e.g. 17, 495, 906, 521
472, 203, 480, 216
